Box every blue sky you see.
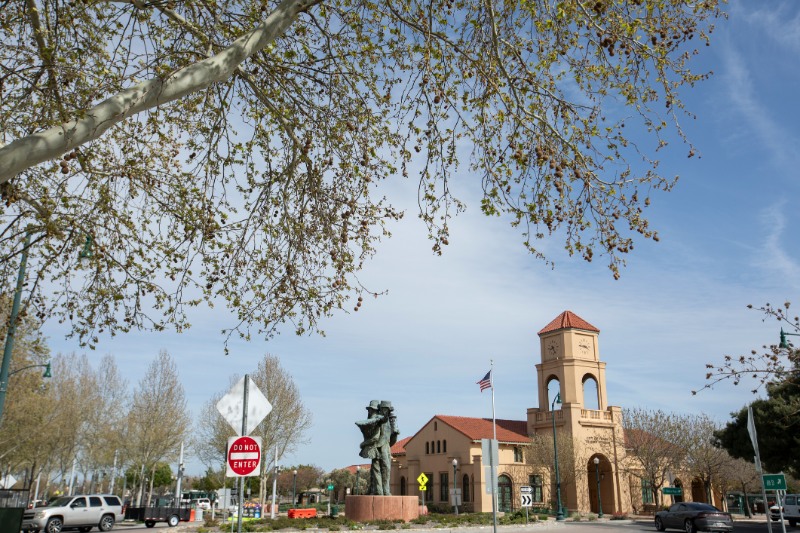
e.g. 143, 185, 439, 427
43, 2, 800, 476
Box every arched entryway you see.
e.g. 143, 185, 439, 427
671, 479, 684, 503
691, 478, 707, 503
587, 455, 613, 516
498, 474, 513, 512
400, 476, 406, 496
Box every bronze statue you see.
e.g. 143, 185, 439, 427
355, 400, 399, 495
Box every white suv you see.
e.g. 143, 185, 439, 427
21, 494, 124, 533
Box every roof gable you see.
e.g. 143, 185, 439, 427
538, 310, 599, 335
436, 415, 529, 443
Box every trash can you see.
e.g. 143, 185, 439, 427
195, 508, 204, 521
331, 505, 339, 518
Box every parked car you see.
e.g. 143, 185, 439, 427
770, 494, 800, 526
655, 502, 734, 533
195, 498, 211, 510
20, 494, 124, 533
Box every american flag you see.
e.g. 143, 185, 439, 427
477, 370, 492, 392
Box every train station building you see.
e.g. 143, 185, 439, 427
389, 311, 721, 515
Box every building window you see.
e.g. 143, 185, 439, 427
443, 440, 447, 453
440, 473, 449, 501
435, 421, 438, 430
514, 447, 523, 462
462, 474, 470, 502
641, 478, 655, 504
529, 475, 543, 503
400, 476, 406, 496
437, 440, 441, 453
425, 473, 434, 502
426, 442, 429, 454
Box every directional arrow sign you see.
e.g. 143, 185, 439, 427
216, 376, 272, 435
521, 494, 533, 507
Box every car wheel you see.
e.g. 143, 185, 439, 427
144, 522, 155, 528
684, 520, 696, 533
98, 514, 115, 532
167, 514, 180, 527
45, 517, 63, 533
655, 517, 666, 531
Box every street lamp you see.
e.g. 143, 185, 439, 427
293, 469, 297, 507
451, 458, 458, 515
355, 466, 361, 496
593, 457, 603, 518
551, 392, 564, 521
779, 328, 800, 349
0, 231, 32, 425
9, 362, 52, 379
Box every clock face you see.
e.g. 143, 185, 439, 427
546, 338, 559, 356
578, 337, 591, 355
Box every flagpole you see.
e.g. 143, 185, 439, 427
490, 360, 497, 533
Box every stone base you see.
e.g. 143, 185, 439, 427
345, 495, 420, 522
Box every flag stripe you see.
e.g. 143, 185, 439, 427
477, 370, 492, 392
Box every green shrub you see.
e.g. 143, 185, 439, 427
611, 513, 629, 520
587, 513, 598, 521
538, 514, 550, 521
570, 512, 582, 521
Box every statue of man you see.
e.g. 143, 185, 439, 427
355, 400, 399, 495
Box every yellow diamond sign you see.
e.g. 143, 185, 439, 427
417, 473, 428, 487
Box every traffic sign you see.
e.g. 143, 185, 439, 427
521, 494, 533, 507
662, 487, 683, 495
216, 376, 272, 436
763, 474, 787, 491
417, 472, 428, 489
327, 484, 334, 491
521, 486, 532, 494
227, 435, 262, 477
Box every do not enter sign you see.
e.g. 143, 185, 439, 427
227, 435, 262, 477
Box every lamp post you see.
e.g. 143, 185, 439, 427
551, 393, 564, 521
593, 457, 603, 518
0, 231, 31, 425
779, 328, 800, 349
355, 466, 361, 496
451, 458, 458, 515
292, 470, 297, 507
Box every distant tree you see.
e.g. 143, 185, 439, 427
0, 0, 724, 349
682, 414, 728, 503
715, 378, 800, 478
124, 350, 190, 505
193, 354, 311, 505
717, 457, 760, 516
328, 468, 355, 501
702, 302, 800, 393
621, 407, 687, 507
527, 431, 582, 511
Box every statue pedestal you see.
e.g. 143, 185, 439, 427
345, 495, 420, 522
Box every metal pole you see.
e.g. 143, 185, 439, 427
109, 451, 118, 495
552, 394, 564, 520
292, 471, 297, 507
0, 231, 31, 425
175, 443, 184, 507
237, 375, 249, 533
595, 459, 603, 518
452, 460, 458, 515
270, 448, 278, 519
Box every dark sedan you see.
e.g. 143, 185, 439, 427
655, 502, 734, 533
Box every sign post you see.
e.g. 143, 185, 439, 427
520, 486, 532, 524
417, 473, 428, 511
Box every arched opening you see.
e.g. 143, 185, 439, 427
400, 476, 407, 496
672, 479, 684, 503
587, 455, 613, 516
691, 478, 707, 503
437, 440, 441, 453
582, 374, 600, 410
462, 474, 470, 502
498, 474, 513, 512
443, 440, 447, 453
547, 378, 562, 409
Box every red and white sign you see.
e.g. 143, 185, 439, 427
226, 436, 262, 477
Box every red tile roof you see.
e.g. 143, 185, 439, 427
391, 436, 411, 455
435, 415, 529, 443
342, 464, 371, 474
538, 310, 599, 335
